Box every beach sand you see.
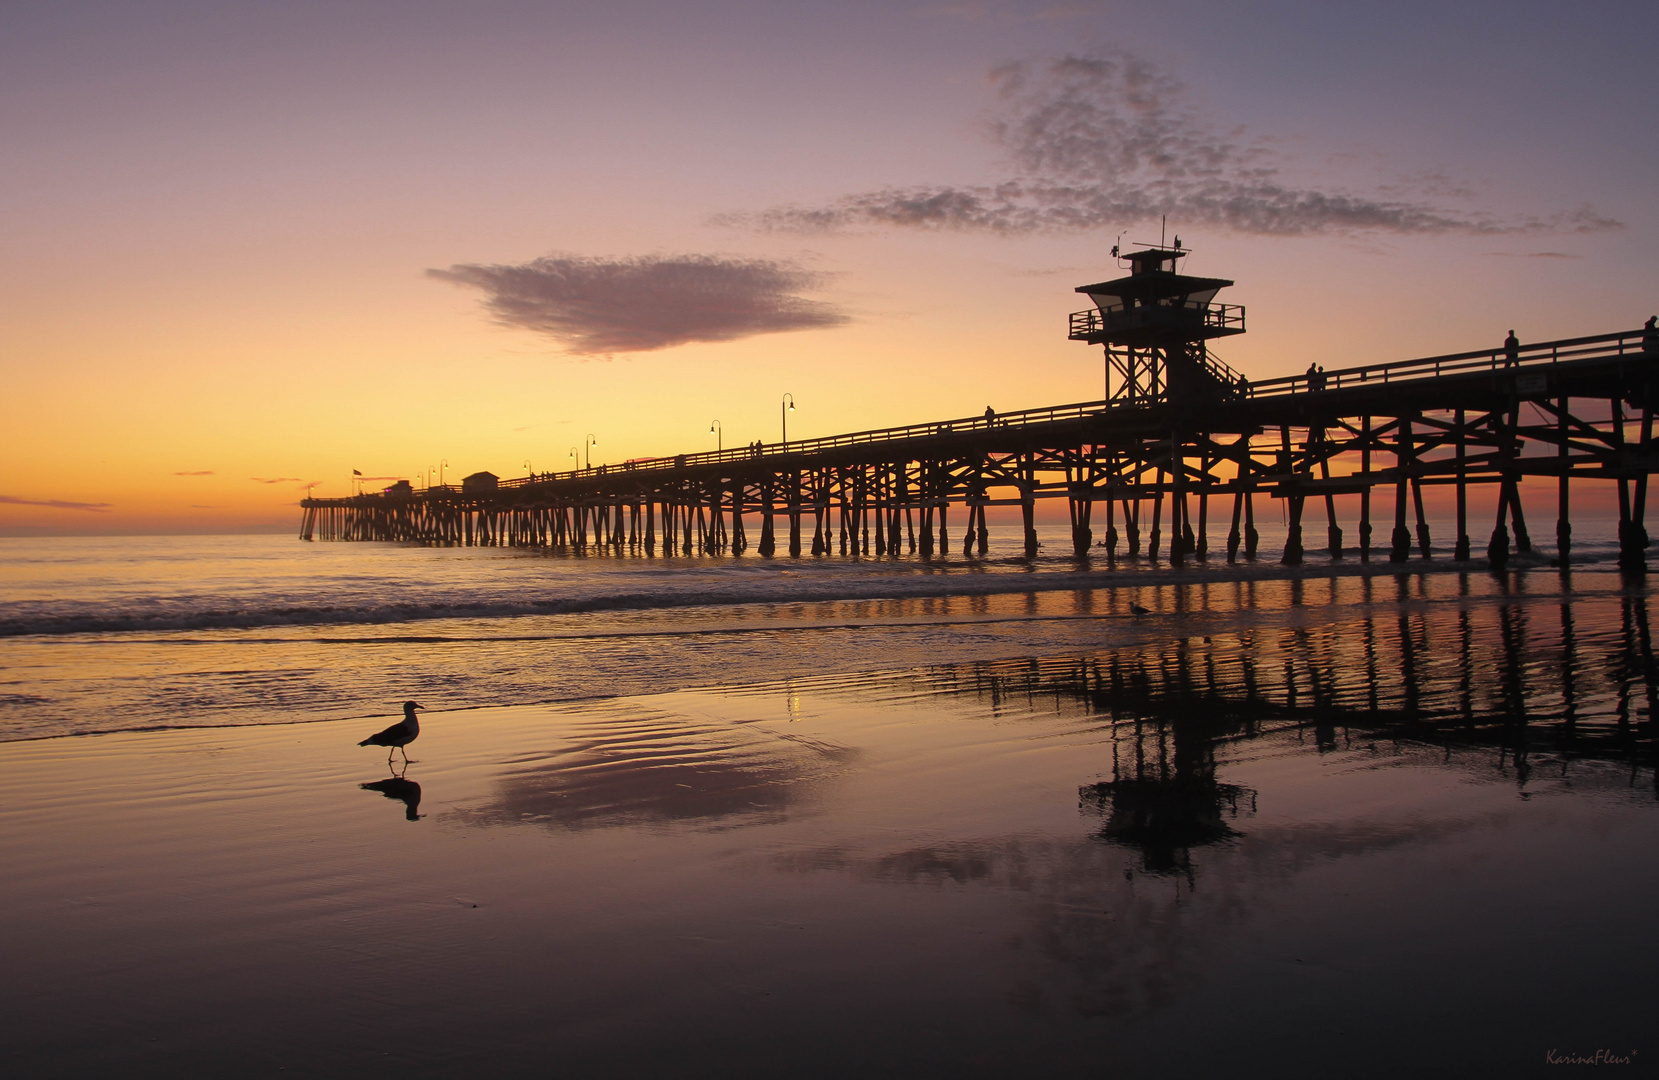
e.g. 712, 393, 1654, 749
2, 654, 1654, 1079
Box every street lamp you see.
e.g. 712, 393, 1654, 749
585, 434, 597, 469
710, 419, 722, 453
781, 393, 795, 447
569, 447, 579, 472
440, 459, 448, 486
523, 458, 534, 480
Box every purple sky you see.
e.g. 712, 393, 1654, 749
3, 0, 1655, 529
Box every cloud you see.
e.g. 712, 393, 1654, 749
174, 470, 214, 476
1486, 250, 1583, 259
0, 495, 111, 512
427, 253, 849, 355
733, 51, 1620, 239
250, 477, 304, 484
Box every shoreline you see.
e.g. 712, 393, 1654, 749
6, 558, 1652, 749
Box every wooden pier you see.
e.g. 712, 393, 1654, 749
302, 247, 1659, 570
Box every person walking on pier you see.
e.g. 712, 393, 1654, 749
984, 406, 995, 424
1504, 330, 1520, 367
1643, 316, 1657, 357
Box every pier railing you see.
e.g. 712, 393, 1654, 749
486, 327, 1652, 489
496, 402, 1111, 488
1244, 328, 1651, 398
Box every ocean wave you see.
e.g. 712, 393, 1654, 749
0, 550, 1610, 638
0, 573, 1080, 637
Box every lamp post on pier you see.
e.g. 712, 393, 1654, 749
710, 420, 722, 453
439, 459, 448, 486
523, 459, 534, 480
781, 394, 795, 447
569, 447, 579, 472
585, 434, 597, 469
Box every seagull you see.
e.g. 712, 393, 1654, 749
1129, 603, 1152, 616
359, 701, 423, 764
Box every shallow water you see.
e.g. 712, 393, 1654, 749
1, 630, 1651, 1078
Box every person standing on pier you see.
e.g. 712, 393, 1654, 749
1504, 330, 1520, 367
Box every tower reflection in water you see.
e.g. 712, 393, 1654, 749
923, 575, 1656, 877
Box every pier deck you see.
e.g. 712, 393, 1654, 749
301, 326, 1659, 568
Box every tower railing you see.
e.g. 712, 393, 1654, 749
1068, 303, 1245, 341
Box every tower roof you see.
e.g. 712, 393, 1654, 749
1075, 246, 1233, 306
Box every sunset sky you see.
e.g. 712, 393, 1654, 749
4, 0, 1655, 533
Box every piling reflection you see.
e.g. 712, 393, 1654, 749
918, 578, 1658, 873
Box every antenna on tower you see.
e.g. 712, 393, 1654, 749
1161, 215, 1167, 247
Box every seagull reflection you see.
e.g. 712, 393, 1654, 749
361, 768, 423, 821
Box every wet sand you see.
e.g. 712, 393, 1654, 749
2, 645, 1653, 1079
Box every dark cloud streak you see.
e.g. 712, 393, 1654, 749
428, 253, 849, 355
735, 51, 1619, 239
1, 495, 111, 512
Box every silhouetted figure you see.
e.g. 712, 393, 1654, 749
361, 772, 423, 821
984, 406, 995, 424
359, 701, 423, 764
1645, 316, 1658, 357
1504, 330, 1520, 367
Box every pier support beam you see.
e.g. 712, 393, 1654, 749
1069, 494, 1093, 558
1227, 491, 1242, 562
1391, 417, 1413, 562
1455, 409, 1471, 561
1282, 495, 1305, 565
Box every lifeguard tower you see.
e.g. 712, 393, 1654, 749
1069, 242, 1246, 406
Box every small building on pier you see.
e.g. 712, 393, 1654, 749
462, 471, 499, 494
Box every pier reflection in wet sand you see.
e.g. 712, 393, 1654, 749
0, 572, 1653, 1078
